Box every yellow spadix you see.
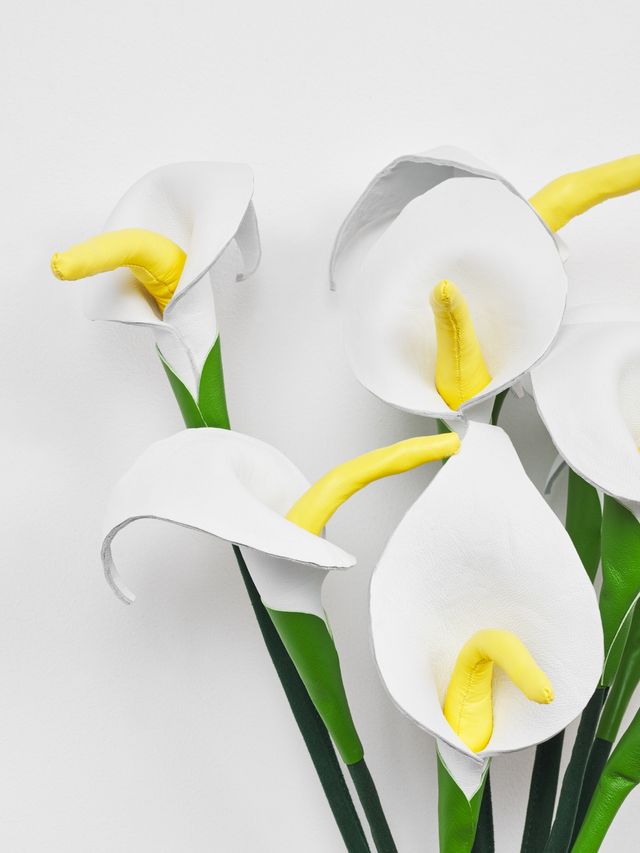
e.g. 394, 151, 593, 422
51, 228, 186, 314
443, 629, 554, 753
530, 154, 640, 232
285, 432, 461, 536
430, 280, 492, 410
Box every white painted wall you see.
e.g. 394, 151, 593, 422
2, 1, 639, 849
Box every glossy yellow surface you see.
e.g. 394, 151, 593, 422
430, 280, 492, 410
530, 154, 640, 232
443, 629, 554, 752
51, 228, 186, 313
286, 432, 461, 536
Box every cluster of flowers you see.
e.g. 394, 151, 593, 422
51, 149, 640, 853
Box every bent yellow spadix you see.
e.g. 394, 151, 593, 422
443, 629, 554, 753
530, 154, 640, 232
51, 228, 186, 313
286, 431, 461, 535
430, 280, 492, 410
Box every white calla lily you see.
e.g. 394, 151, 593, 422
370, 422, 603, 798
330, 147, 568, 422
55, 163, 260, 397
531, 302, 640, 518
102, 427, 355, 619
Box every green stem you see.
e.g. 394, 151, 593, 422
520, 731, 564, 852
572, 604, 640, 843
572, 707, 640, 853
234, 548, 370, 852
490, 390, 508, 426
162, 342, 371, 852
471, 770, 494, 852
437, 754, 487, 853
348, 760, 398, 853
543, 687, 607, 853
571, 737, 613, 846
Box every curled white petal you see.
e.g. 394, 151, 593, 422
532, 316, 640, 509
370, 422, 603, 766
102, 429, 354, 617
332, 149, 566, 420
84, 162, 260, 394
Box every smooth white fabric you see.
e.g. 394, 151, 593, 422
102, 429, 354, 618
331, 148, 567, 421
85, 162, 261, 395
370, 422, 603, 797
532, 308, 640, 514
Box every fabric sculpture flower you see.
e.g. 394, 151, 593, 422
51, 162, 261, 418
370, 422, 603, 800
102, 426, 459, 771
531, 302, 640, 684
330, 147, 568, 422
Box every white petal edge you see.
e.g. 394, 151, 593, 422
84, 162, 260, 393
330, 145, 562, 292
437, 741, 489, 801
370, 422, 603, 763
343, 176, 566, 419
531, 319, 640, 510
101, 429, 354, 618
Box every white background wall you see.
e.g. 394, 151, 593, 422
2, 1, 639, 850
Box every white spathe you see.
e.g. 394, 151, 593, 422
370, 422, 603, 799
102, 429, 354, 619
331, 147, 567, 421
531, 302, 640, 518
84, 162, 261, 396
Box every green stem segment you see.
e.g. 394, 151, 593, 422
543, 687, 607, 853
437, 754, 488, 853
520, 731, 565, 852
162, 340, 372, 852
572, 603, 640, 842
348, 760, 398, 853
572, 707, 640, 853
234, 548, 370, 852
471, 771, 494, 853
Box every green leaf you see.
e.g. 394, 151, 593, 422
597, 604, 640, 742
437, 754, 487, 853
266, 607, 364, 766
198, 337, 230, 428
572, 706, 640, 853
158, 349, 207, 428
600, 497, 640, 685
566, 468, 602, 582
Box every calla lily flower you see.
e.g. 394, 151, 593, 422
370, 421, 603, 799
51, 162, 261, 399
101, 425, 459, 768
330, 147, 568, 422
531, 302, 640, 518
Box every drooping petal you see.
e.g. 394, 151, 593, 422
332, 150, 566, 419
85, 163, 260, 394
102, 429, 354, 617
531, 304, 640, 512
370, 422, 602, 793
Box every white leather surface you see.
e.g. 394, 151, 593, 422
85, 162, 260, 395
370, 422, 603, 794
101, 429, 355, 617
332, 151, 567, 420
532, 315, 640, 512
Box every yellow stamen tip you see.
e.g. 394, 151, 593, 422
49, 228, 186, 314
429, 279, 492, 411
443, 629, 553, 753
